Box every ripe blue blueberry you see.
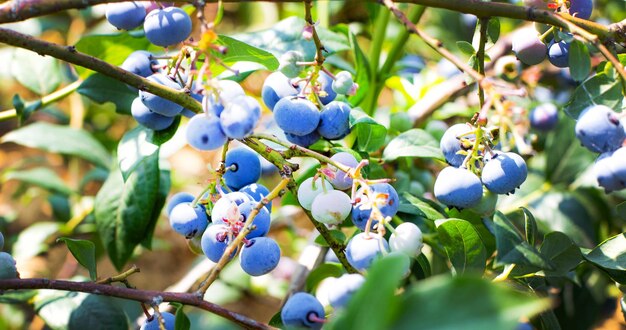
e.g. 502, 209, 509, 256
219, 96, 260, 139
121, 50, 157, 78
169, 202, 208, 238
223, 148, 262, 190
331, 71, 354, 95
131, 98, 175, 131
139, 73, 184, 116
239, 183, 272, 212
482, 152, 528, 194
317, 71, 337, 105
285, 131, 321, 147
274, 97, 320, 136
575, 105, 625, 153
328, 152, 358, 190
569, 0, 593, 20
327, 274, 365, 309
281, 292, 325, 330
279, 51, 304, 78
186, 114, 228, 151
440, 123, 474, 167
530, 103, 559, 131
511, 29, 547, 66
610, 147, 626, 190
548, 41, 570, 68
106, 2, 146, 30
236, 200, 271, 238
203, 80, 246, 117
261, 72, 298, 111
593, 152, 621, 193
0, 252, 17, 279
140, 312, 175, 330
317, 101, 351, 140
200, 224, 231, 263
166, 192, 195, 216
351, 183, 399, 231
434, 167, 483, 208
143, 7, 192, 47
346, 232, 389, 271
239, 237, 281, 276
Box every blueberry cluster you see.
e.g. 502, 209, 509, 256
575, 105, 626, 192
166, 148, 280, 277
434, 124, 528, 209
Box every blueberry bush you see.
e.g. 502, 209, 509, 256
0, 0, 625, 329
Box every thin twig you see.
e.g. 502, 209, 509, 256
96, 265, 140, 284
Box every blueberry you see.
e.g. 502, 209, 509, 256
440, 123, 474, 167
144, 7, 192, 47
281, 292, 325, 330
239, 183, 272, 212
569, 0, 593, 20
351, 183, 399, 231
200, 224, 230, 263
274, 97, 320, 136
593, 152, 621, 193
607, 147, 626, 191
433, 167, 483, 208
346, 232, 389, 271
331, 71, 354, 95
169, 202, 208, 238
261, 72, 298, 111
317, 101, 351, 140
166, 192, 195, 216
285, 131, 320, 147
530, 103, 558, 131
327, 274, 365, 309
389, 222, 423, 257
139, 73, 184, 116
279, 51, 304, 78
140, 312, 175, 330
297, 177, 333, 211
219, 96, 260, 139
328, 152, 358, 190
317, 71, 336, 105
575, 105, 625, 153
106, 2, 146, 30
121, 50, 157, 78
239, 237, 281, 276
548, 41, 570, 68
311, 190, 352, 225
481, 152, 528, 194
396, 54, 426, 77
186, 114, 228, 151
203, 80, 246, 117
237, 200, 271, 238
511, 29, 547, 66
210, 192, 254, 225
0, 252, 18, 279
131, 98, 175, 131
223, 148, 262, 190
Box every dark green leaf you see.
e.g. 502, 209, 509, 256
539, 231, 582, 277
12, 222, 60, 260
141, 168, 170, 249
57, 238, 97, 280
48, 194, 72, 221
268, 312, 283, 328
487, 18, 500, 44
118, 126, 159, 181
583, 233, 626, 284
521, 207, 537, 246
383, 129, 444, 162
392, 276, 551, 330
1, 122, 111, 168
95, 152, 161, 270
77, 74, 137, 115
456, 41, 476, 55
213, 35, 279, 76
568, 40, 591, 82
150, 116, 181, 146
67, 295, 129, 330
565, 72, 623, 119
435, 219, 487, 275
11, 48, 62, 95
3, 167, 74, 195
305, 263, 344, 291
545, 118, 595, 185
348, 31, 370, 106
175, 306, 191, 330
314, 230, 346, 247
349, 108, 387, 152
493, 212, 554, 269
398, 192, 446, 221
329, 254, 408, 330
411, 253, 432, 280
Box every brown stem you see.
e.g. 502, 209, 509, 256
0, 278, 272, 329
95, 265, 140, 284
303, 0, 325, 65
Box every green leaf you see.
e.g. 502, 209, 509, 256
493, 212, 554, 270
411, 253, 432, 280
305, 263, 344, 291
487, 18, 500, 44
398, 192, 447, 221
13, 94, 39, 126
348, 31, 370, 106
268, 312, 283, 328
3, 167, 74, 196
568, 40, 591, 82
583, 233, 626, 284
213, 35, 279, 73
57, 238, 97, 281
329, 254, 408, 330
435, 219, 487, 275
1, 122, 111, 168
545, 118, 595, 185
314, 230, 346, 247
392, 276, 551, 330
94, 152, 161, 270
565, 72, 624, 119
74, 33, 159, 78
11, 48, 62, 95
456, 41, 476, 55
383, 129, 444, 162
175, 306, 191, 330
77, 73, 138, 115
349, 108, 387, 152
118, 126, 159, 181
521, 207, 537, 246
141, 168, 170, 249
12, 222, 60, 260
150, 115, 181, 146
539, 231, 582, 277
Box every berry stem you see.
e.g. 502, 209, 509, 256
0, 79, 82, 122
95, 265, 140, 284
